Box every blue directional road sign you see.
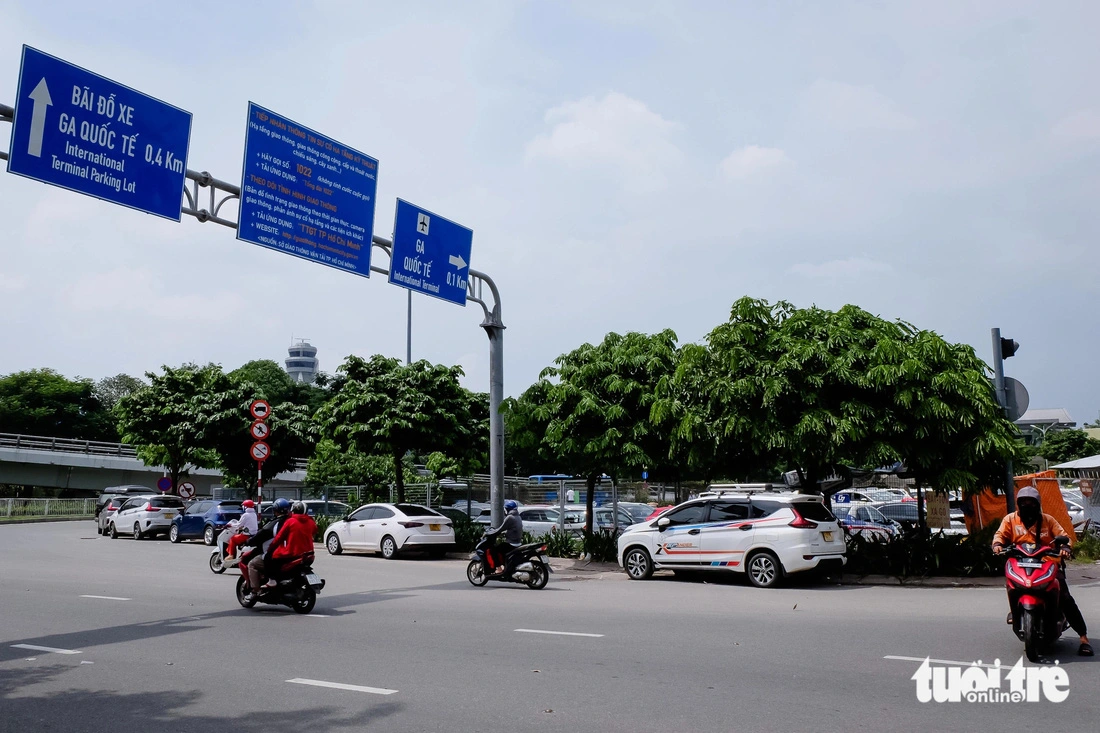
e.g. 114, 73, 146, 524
238, 103, 378, 278
388, 199, 473, 306
6, 46, 192, 221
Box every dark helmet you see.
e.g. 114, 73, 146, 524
291, 501, 307, 515
273, 497, 291, 515
1016, 486, 1041, 507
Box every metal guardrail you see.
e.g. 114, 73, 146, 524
1, 498, 96, 518
0, 433, 138, 457
0, 433, 309, 470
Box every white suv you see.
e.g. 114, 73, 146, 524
617, 492, 846, 588
108, 495, 185, 540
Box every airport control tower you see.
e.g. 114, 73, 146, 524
285, 339, 319, 384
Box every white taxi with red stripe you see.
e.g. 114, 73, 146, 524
617, 491, 846, 587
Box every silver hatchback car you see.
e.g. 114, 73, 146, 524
108, 495, 185, 540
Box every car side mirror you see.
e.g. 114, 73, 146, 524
657, 516, 670, 531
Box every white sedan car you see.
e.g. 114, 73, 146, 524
324, 503, 455, 559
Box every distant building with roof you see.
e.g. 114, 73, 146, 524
285, 339, 319, 384
1015, 408, 1075, 446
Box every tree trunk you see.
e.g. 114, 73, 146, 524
585, 475, 597, 536
393, 453, 406, 504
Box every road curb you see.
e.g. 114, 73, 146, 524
0, 516, 92, 525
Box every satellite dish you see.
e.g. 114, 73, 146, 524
1004, 377, 1030, 422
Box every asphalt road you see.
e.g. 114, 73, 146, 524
1, 522, 1097, 732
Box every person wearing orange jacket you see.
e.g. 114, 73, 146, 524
992, 487, 1092, 656
259, 501, 317, 588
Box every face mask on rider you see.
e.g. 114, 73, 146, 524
1018, 503, 1040, 525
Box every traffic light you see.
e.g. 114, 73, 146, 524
1000, 337, 1019, 359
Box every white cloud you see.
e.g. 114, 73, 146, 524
524, 91, 681, 191
801, 80, 917, 132
790, 257, 893, 279
719, 145, 792, 180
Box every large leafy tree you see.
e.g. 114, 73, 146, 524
0, 369, 117, 440
94, 374, 146, 411
115, 364, 221, 489
521, 330, 679, 535
316, 355, 475, 503
1038, 429, 1100, 465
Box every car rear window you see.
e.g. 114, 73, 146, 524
150, 497, 185, 509
217, 502, 243, 510
395, 504, 441, 517
791, 501, 835, 521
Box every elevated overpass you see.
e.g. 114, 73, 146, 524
0, 433, 306, 495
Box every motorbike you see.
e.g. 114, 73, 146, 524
1003, 538, 1069, 662
210, 525, 251, 574
466, 536, 552, 590
234, 547, 326, 614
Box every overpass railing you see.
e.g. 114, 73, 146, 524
0, 433, 309, 471
0, 433, 138, 457
2, 498, 96, 518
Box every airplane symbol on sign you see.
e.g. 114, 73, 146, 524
417, 213, 430, 235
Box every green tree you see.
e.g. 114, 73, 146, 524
0, 368, 116, 441
316, 355, 475, 503
1038, 429, 1100, 465
94, 374, 146, 411
306, 440, 398, 490
524, 330, 679, 535
228, 360, 296, 406
115, 364, 220, 489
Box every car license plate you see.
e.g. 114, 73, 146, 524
822, 531, 833, 542
305, 573, 321, 585
429, 524, 441, 531
164, 512, 176, 518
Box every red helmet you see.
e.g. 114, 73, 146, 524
241, 500, 255, 509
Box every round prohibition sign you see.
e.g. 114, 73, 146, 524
250, 441, 271, 462
250, 400, 271, 420
250, 421, 271, 440
178, 482, 196, 499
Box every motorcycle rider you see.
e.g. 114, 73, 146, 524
486, 500, 523, 577
244, 497, 291, 597
260, 501, 317, 589
992, 486, 1092, 656
222, 499, 258, 564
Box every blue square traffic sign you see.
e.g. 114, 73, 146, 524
388, 199, 473, 306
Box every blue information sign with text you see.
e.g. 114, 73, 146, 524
237, 103, 378, 277
6, 46, 192, 221
388, 199, 473, 306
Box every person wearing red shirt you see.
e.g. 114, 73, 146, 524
261, 501, 317, 588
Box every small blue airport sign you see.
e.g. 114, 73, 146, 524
6, 46, 192, 221
237, 103, 378, 277
388, 199, 472, 306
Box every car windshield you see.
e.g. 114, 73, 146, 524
395, 504, 441, 517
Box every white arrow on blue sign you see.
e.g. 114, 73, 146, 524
6, 46, 193, 221
388, 199, 473, 306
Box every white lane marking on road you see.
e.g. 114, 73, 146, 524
286, 678, 397, 695
80, 595, 131, 601
304, 614, 330, 617
12, 644, 81, 655
885, 655, 999, 670
515, 628, 604, 638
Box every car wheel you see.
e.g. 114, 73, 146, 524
133, 523, 143, 541
169, 525, 180, 543
326, 533, 343, 555
109, 522, 118, 539
746, 550, 782, 588
380, 535, 397, 560
209, 552, 226, 574
292, 585, 317, 614
623, 546, 653, 580
96, 523, 103, 536
235, 576, 256, 608
467, 560, 489, 586
203, 525, 216, 546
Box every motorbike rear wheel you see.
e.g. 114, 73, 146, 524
467, 560, 489, 587
235, 576, 257, 608
1021, 608, 1040, 663
292, 584, 317, 614
525, 563, 549, 590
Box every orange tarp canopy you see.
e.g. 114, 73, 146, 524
964, 470, 1077, 545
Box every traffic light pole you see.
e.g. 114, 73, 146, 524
991, 328, 1015, 513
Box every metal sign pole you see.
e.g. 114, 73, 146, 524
991, 328, 1016, 513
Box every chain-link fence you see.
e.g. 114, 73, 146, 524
1, 498, 96, 518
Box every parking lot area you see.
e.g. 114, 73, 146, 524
1, 521, 1097, 732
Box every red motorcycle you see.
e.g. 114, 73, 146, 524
1003, 538, 1069, 662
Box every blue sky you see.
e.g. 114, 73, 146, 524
1, 1, 1098, 423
